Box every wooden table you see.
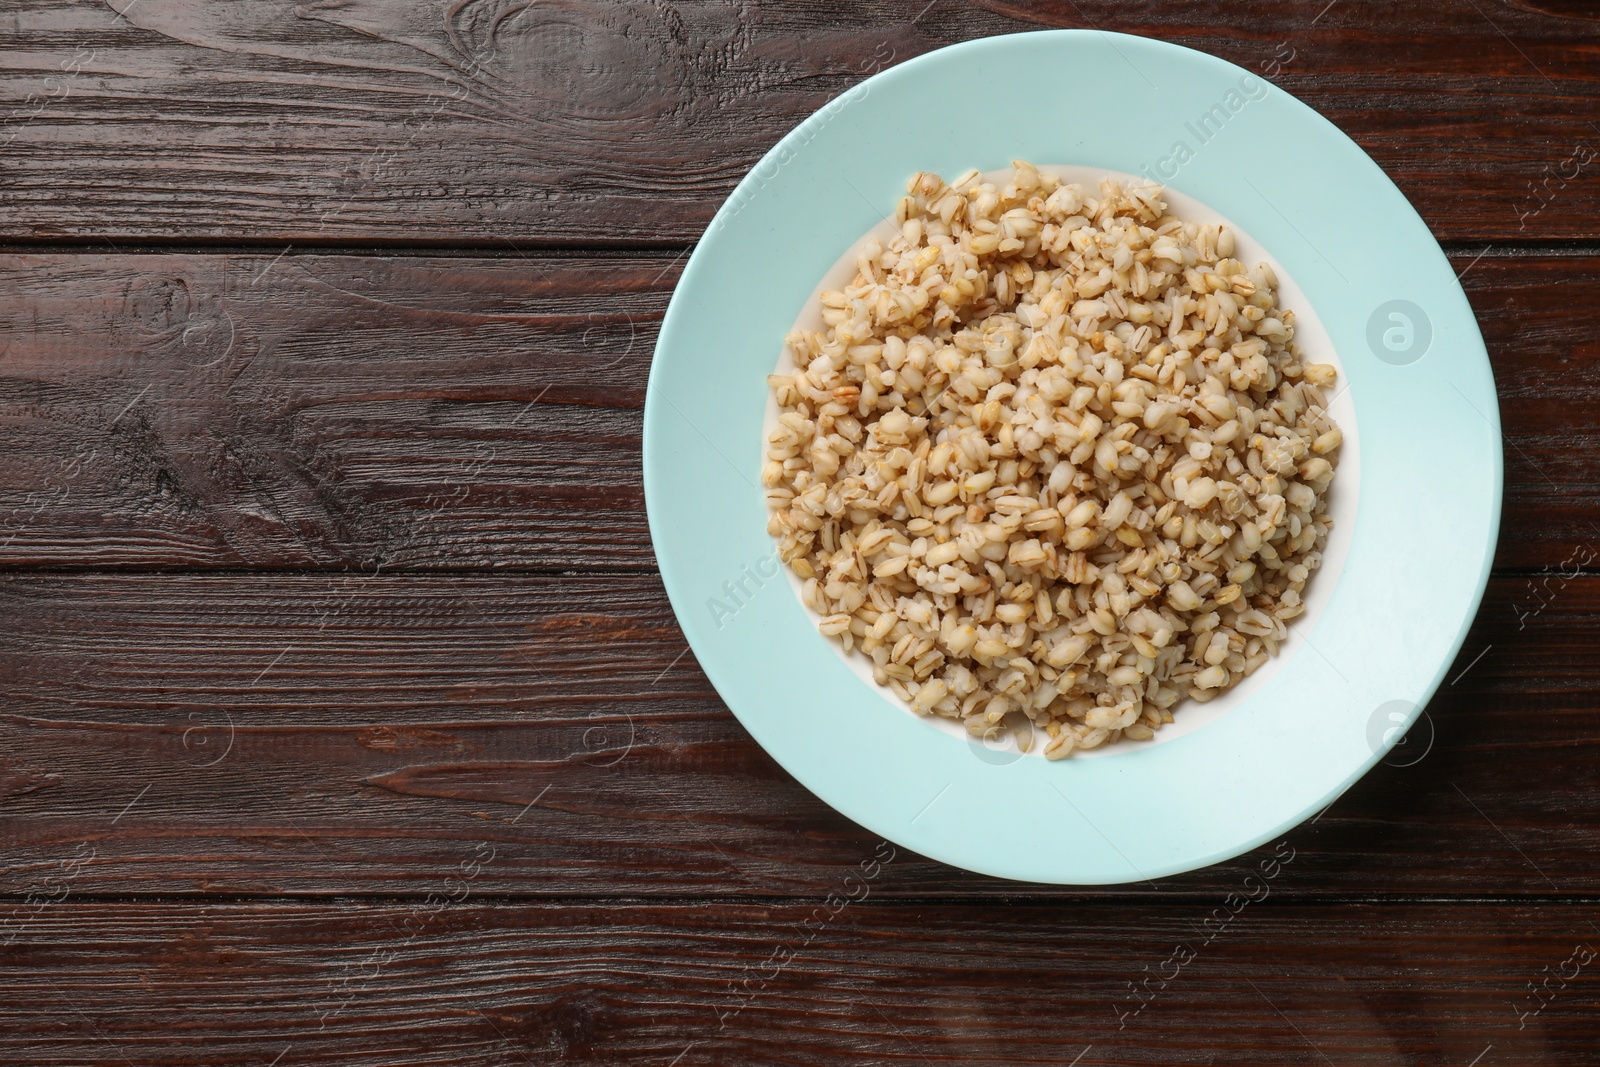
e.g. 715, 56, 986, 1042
3, 2, 1598, 1063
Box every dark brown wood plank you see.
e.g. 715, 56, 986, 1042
2, 1, 1597, 244
0, 570, 1593, 898
1472, 251, 1600, 571
0, 250, 1594, 571
0, 901, 1596, 1065
0, 251, 658, 569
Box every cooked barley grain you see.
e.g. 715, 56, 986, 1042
765, 162, 1341, 758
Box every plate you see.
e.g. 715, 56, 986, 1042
643, 30, 1501, 883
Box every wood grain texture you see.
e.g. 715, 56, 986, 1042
1, 901, 1597, 1066
2, 1, 1598, 244
1, 250, 1596, 571
0, 251, 659, 569
0, 571, 1592, 898
4, 0, 1597, 1055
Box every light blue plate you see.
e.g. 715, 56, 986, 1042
643, 30, 1501, 884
